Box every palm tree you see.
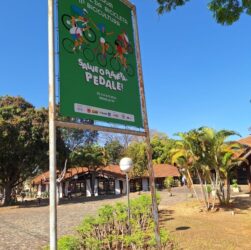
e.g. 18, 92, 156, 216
218, 143, 247, 204
173, 127, 244, 209
196, 127, 243, 206
171, 133, 202, 205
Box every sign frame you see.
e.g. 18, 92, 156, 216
48, 0, 161, 249
58, 0, 144, 128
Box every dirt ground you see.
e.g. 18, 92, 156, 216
1, 187, 251, 250
160, 195, 251, 250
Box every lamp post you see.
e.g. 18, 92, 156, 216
119, 157, 133, 234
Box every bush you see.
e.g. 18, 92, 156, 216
57, 194, 171, 249
58, 236, 80, 250
164, 177, 174, 192
205, 185, 212, 194
232, 179, 238, 188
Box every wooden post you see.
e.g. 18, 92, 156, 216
131, 5, 161, 249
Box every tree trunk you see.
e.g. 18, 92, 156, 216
196, 169, 209, 210
2, 184, 12, 206
226, 174, 231, 205
187, 169, 200, 202
91, 172, 96, 196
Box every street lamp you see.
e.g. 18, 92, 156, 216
119, 157, 133, 234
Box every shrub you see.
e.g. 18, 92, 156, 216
164, 177, 174, 192
232, 179, 238, 188
57, 236, 80, 250
205, 185, 212, 194
58, 194, 171, 249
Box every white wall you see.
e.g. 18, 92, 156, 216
86, 179, 92, 197
115, 180, 120, 195
37, 184, 42, 196
58, 183, 63, 198
94, 179, 98, 196
142, 178, 149, 191
122, 180, 127, 194
64, 181, 69, 196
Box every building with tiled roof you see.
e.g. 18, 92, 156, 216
235, 136, 251, 190
32, 164, 180, 198
238, 136, 251, 148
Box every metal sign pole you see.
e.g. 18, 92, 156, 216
126, 173, 131, 234
48, 0, 57, 249
131, 6, 161, 249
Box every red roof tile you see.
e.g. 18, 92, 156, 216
238, 136, 251, 148
32, 164, 180, 185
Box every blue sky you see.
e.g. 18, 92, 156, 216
0, 0, 250, 138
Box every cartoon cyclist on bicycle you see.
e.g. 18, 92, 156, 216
117, 31, 130, 52
112, 31, 131, 68
68, 5, 92, 51
114, 39, 127, 68
93, 23, 113, 57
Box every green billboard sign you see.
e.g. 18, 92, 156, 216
58, 0, 143, 128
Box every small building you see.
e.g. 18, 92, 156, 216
236, 136, 251, 189
32, 164, 180, 198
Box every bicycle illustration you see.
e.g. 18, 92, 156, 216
60, 5, 135, 77
62, 38, 95, 62
61, 14, 96, 44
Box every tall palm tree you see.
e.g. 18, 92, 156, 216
218, 143, 247, 204
196, 127, 243, 205
171, 132, 203, 205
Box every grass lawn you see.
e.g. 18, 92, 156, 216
160, 197, 251, 250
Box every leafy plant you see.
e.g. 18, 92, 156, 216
232, 179, 238, 189
205, 185, 212, 194
164, 177, 174, 192
56, 194, 171, 249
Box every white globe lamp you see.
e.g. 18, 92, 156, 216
119, 157, 133, 173
119, 157, 133, 234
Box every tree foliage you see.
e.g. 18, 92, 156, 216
126, 141, 147, 177
151, 133, 175, 164
156, 0, 251, 25
104, 139, 124, 164
172, 127, 245, 208
0, 96, 70, 205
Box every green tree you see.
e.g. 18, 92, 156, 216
172, 127, 244, 208
150, 132, 175, 164
218, 143, 246, 204
71, 145, 106, 196
170, 134, 200, 201
195, 127, 242, 205
156, 0, 251, 25
104, 139, 124, 164
0, 96, 67, 206
60, 119, 98, 153
126, 141, 147, 177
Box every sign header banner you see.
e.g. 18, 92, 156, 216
58, 0, 143, 127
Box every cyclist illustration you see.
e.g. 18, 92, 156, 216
117, 31, 129, 51
114, 39, 127, 68
62, 5, 96, 52
117, 30, 134, 54
93, 23, 114, 57
69, 16, 88, 51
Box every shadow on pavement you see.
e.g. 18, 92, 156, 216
16, 194, 126, 208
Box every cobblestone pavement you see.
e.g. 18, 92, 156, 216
0, 186, 209, 250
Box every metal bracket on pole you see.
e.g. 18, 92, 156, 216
55, 121, 146, 137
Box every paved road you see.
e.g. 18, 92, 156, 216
0, 186, 203, 250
